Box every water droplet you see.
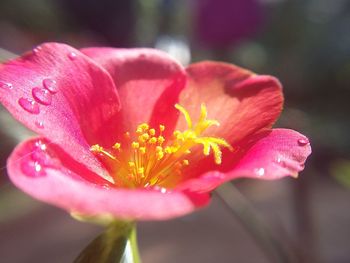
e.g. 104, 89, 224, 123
101, 184, 111, 190
31, 150, 51, 166
254, 167, 265, 177
32, 46, 42, 54
35, 140, 47, 150
42, 78, 58, 94
152, 185, 168, 193
35, 121, 44, 129
32, 87, 52, 105
68, 52, 77, 60
21, 160, 46, 177
18, 98, 40, 114
298, 138, 310, 146
31, 140, 52, 166
0, 81, 13, 90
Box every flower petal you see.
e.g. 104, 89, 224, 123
7, 137, 210, 220
179, 129, 312, 192
0, 43, 121, 180
178, 61, 283, 144
82, 47, 187, 137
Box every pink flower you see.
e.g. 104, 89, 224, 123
0, 43, 311, 220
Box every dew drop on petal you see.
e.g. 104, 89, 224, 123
21, 160, 46, 177
31, 140, 52, 166
275, 155, 285, 166
68, 52, 77, 60
101, 184, 111, 190
35, 140, 47, 151
35, 121, 44, 129
43, 78, 58, 94
32, 87, 52, 105
254, 167, 265, 177
32, 46, 42, 54
0, 81, 13, 90
31, 150, 51, 166
298, 138, 310, 146
18, 98, 40, 114
153, 185, 168, 193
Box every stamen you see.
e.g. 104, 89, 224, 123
113, 143, 121, 150
149, 128, 156, 136
90, 103, 232, 188
90, 144, 117, 160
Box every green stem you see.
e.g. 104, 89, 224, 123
74, 220, 141, 263
129, 225, 141, 263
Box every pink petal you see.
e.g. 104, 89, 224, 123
0, 43, 121, 180
7, 137, 210, 220
178, 61, 283, 144
179, 129, 312, 192
82, 47, 187, 137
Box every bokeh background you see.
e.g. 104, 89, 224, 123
0, 0, 349, 262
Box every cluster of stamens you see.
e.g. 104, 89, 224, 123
90, 103, 232, 188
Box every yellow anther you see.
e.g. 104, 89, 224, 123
139, 147, 146, 154
164, 146, 172, 154
182, 159, 189, 165
156, 146, 163, 152
173, 130, 181, 137
149, 137, 157, 144
128, 161, 135, 168
149, 129, 156, 136
159, 125, 165, 132
139, 133, 150, 143
158, 136, 165, 144
137, 167, 144, 175
155, 146, 164, 160
90, 144, 103, 152
174, 131, 184, 140
137, 123, 149, 133
113, 143, 121, 150
141, 123, 149, 130
90, 144, 116, 160
131, 142, 139, 149
156, 151, 164, 160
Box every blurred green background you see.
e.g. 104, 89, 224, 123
0, 0, 349, 262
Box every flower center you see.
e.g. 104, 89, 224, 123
90, 103, 232, 188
